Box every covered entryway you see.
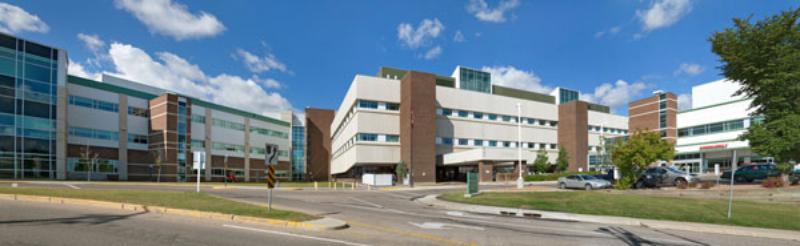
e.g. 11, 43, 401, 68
441, 148, 532, 182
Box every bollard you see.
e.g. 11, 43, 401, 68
314, 181, 318, 191
334, 182, 337, 190
352, 181, 355, 190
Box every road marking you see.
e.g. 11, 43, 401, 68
409, 222, 485, 231
347, 220, 477, 246
445, 211, 492, 220
222, 224, 371, 246
348, 197, 384, 208
64, 184, 80, 189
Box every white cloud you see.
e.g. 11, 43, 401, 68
595, 26, 621, 38
466, 0, 520, 23
481, 66, 552, 94
453, 30, 465, 42
636, 0, 692, 32
581, 80, 648, 112
114, 0, 225, 40
397, 18, 444, 49
77, 33, 105, 52
67, 60, 102, 80
423, 46, 442, 60
0, 3, 49, 34
105, 42, 291, 117
674, 63, 703, 76
677, 93, 692, 110
234, 49, 288, 73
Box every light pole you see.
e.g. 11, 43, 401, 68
516, 103, 524, 189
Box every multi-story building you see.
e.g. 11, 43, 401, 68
329, 66, 628, 183
627, 80, 770, 173
1, 33, 295, 181
672, 80, 768, 173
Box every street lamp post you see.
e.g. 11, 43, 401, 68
516, 103, 524, 189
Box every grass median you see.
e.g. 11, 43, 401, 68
440, 191, 800, 231
0, 187, 316, 222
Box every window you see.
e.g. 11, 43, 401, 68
128, 134, 148, 144
725, 120, 744, 131
458, 110, 469, 117
527, 118, 535, 124
502, 115, 511, 122
503, 141, 511, 148
539, 143, 546, 149
358, 100, 378, 109
385, 134, 400, 142
473, 112, 483, 119
550, 144, 557, 149
549, 121, 557, 127
358, 133, 377, 142
191, 139, 204, 150
127, 106, 148, 117
441, 137, 453, 145
385, 103, 399, 111
488, 114, 497, 120
191, 114, 205, 123
68, 95, 118, 113
707, 123, 724, 134
213, 118, 245, 131
458, 138, 468, 145
488, 140, 497, 147
441, 108, 452, 116
212, 142, 244, 152
678, 128, 689, 137
473, 139, 483, 146
527, 143, 535, 148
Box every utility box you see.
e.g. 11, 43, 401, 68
362, 173, 393, 186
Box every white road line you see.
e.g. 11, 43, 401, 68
348, 197, 384, 208
64, 184, 80, 189
222, 224, 371, 246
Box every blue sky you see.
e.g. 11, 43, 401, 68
2, 0, 798, 117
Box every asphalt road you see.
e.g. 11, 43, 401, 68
1, 181, 798, 246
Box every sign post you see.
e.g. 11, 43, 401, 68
465, 171, 479, 197
265, 144, 279, 213
192, 151, 206, 193
727, 150, 737, 219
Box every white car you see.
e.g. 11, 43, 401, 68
558, 174, 612, 190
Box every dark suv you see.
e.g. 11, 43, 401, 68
634, 166, 698, 189
720, 164, 779, 183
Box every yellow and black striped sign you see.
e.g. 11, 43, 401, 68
266, 166, 276, 189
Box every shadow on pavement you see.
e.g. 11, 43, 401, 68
595, 226, 655, 246
0, 211, 147, 226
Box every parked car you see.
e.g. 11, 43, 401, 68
720, 164, 780, 183
789, 169, 800, 186
594, 171, 615, 183
634, 166, 698, 189
558, 174, 611, 190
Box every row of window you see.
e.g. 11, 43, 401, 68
332, 99, 399, 142
67, 157, 119, 174
436, 137, 558, 150
677, 118, 749, 137
438, 108, 559, 127
210, 142, 288, 157
251, 126, 289, 139
332, 133, 400, 159
69, 95, 147, 118
357, 100, 400, 111
212, 118, 245, 131
587, 125, 628, 135
68, 127, 147, 144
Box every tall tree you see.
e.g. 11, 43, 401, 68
532, 149, 550, 174
710, 8, 800, 162
555, 147, 569, 173
611, 131, 675, 189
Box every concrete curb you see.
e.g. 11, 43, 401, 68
418, 194, 800, 242
0, 193, 347, 231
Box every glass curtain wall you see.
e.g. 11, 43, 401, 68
291, 125, 305, 180
0, 34, 59, 179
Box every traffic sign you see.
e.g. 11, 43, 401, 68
265, 144, 279, 166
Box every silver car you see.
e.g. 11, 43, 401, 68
558, 174, 612, 190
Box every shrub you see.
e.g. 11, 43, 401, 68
762, 177, 785, 188
676, 181, 689, 189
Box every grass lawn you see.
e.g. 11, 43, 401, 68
0, 187, 316, 221
440, 191, 800, 231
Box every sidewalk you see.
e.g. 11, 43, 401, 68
417, 194, 800, 242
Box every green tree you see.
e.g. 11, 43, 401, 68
710, 8, 800, 163
532, 149, 550, 174
556, 147, 569, 173
395, 161, 408, 184
611, 131, 675, 189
